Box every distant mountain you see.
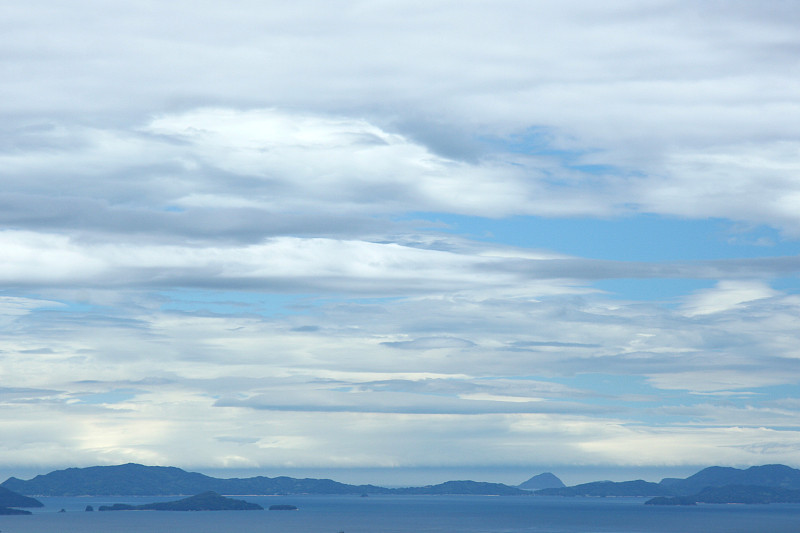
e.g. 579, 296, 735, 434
662, 464, 800, 496
9, 462, 800, 501
518, 473, 565, 490
695, 484, 800, 504
99, 491, 263, 511
536, 480, 673, 498
536, 464, 800, 504
532, 464, 800, 500
1, 463, 523, 496
1, 463, 389, 496
391, 480, 527, 496
2, 464, 216, 496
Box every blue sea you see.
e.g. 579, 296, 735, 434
3, 494, 800, 533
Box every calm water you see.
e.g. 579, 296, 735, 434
3, 494, 800, 533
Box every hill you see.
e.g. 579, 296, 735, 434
532, 464, 800, 500
1, 463, 389, 496
1, 463, 523, 496
519, 473, 565, 490
2, 463, 218, 496
661, 464, 800, 496
535, 464, 800, 504
99, 491, 263, 511
9, 462, 800, 501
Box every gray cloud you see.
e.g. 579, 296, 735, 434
381, 337, 477, 350
2, 0, 800, 236
213, 391, 610, 416
2, 0, 800, 476
508, 341, 602, 350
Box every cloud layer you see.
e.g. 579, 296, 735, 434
2, 0, 800, 482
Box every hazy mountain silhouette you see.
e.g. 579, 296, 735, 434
1, 463, 522, 496
518, 472, 565, 490
661, 464, 800, 495
6, 462, 800, 503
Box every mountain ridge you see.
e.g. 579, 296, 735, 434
5, 463, 800, 503
660, 464, 800, 495
535, 464, 800, 503
1, 463, 523, 496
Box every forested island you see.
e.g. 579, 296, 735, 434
99, 491, 263, 511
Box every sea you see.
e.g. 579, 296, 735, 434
3, 494, 800, 533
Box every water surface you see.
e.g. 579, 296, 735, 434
2, 494, 799, 533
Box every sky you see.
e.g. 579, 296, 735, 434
2, 0, 800, 487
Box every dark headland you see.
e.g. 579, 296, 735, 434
0, 485, 43, 515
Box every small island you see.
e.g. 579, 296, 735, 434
269, 504, 298, 510
99, 491, 263, 511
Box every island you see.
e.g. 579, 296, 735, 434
644, 496, 698, 506
99, 491, 263, 511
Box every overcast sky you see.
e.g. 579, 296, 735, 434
2, 0, 800, 486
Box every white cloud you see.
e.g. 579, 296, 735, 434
5, 107, 800, 238
2, 278, 800, 472
2, 0, 799, 233
0, 296, 63, 316
682, 280, 779, 316
2, 0, 800, 477
0, 230, 573, 296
